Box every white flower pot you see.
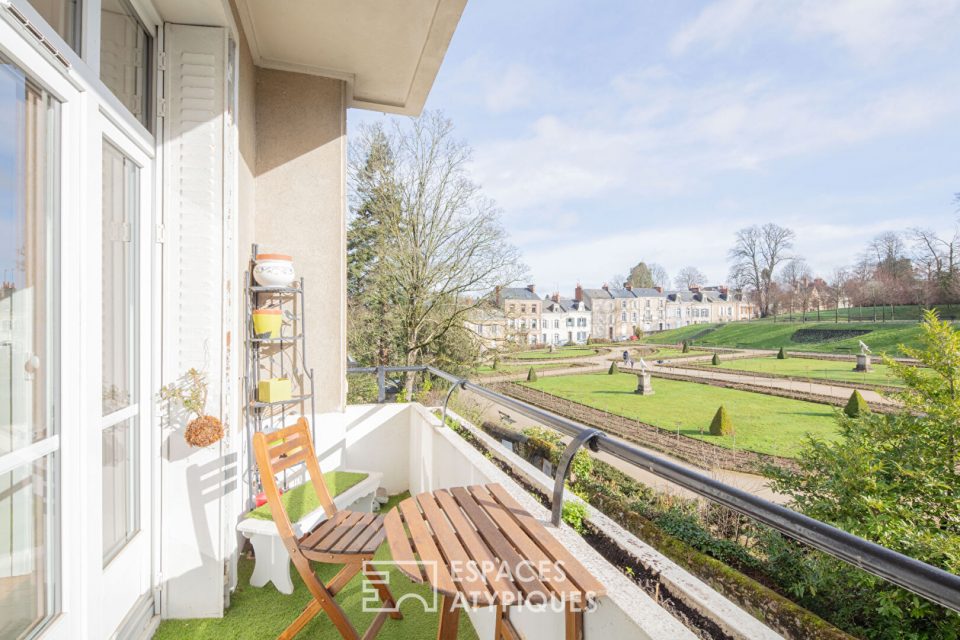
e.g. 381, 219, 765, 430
253, 253, 295, 288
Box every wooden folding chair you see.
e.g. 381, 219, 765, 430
252, 417, 402, 640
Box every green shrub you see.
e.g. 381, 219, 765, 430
709, 405, 734, 436
608, 361, 617, 374
712, 353, 721, 365
843, 390, 869, 418
527, 366, 538, 382
777, 346, 787, 359
682, 340, 690, 353
561, 500, 588, 534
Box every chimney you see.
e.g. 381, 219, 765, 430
575, 284, 583, 302
526, 283, 536, 294
654, 286, 663, 294
495, 285, 501, 306
689, 285, 700, 293
623, 282, 632, 291
601, 283, 609, 291
720, 286, 729, 296
551, 292, 560, 302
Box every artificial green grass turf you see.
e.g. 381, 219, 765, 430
522, 372, 839, 458
155, 493, 478, 640
247, 471, 368, 521
708, 356, 912, 387
642, 321, 926, 356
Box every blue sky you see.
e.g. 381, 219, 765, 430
349, 0, 960, 294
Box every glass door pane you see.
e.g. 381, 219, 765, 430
101, 141, 139, 563
0, 56, 60, 639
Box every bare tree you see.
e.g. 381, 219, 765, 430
778, 258, 812, 320
911, 227, 959, 304
349, 112, 527, 393
674, 266, 707, 290
829, 267, 850, 321
728, 223, 795, 317
650, 263, 670, 289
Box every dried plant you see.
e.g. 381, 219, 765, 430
160, 368, 222, 447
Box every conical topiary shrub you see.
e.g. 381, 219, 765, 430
844, 390, 870, 418
709, 405, 734, 436
527, 367, 538, 382
712, 353, 720, 365
777, 346, 787, 359
608, 361, 618, 375
682, 340, 690, 353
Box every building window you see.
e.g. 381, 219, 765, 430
27, 0, 81, 52
0, 56, 62, 638
508, 304, 515, 312
101, 0, 152, 129
632, 312, 637, 322
101, 140, 141, 562
530, 319, 537, 329
531, 305, 537, 313
621, 312, 626, 321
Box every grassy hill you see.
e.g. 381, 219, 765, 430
643, 320, 925, 356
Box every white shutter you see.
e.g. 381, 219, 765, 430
160, 23, 228, 618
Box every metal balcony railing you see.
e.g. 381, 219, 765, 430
347, 364, 960, 614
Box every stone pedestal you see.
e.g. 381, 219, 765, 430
635, 372, 655, 395
854, 354, 871, 372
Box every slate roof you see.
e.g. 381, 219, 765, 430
498, 287, 541, 301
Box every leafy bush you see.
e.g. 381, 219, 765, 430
843, 390, 869, 418
777, 346, 787, 359
766, 310, 960, 639
561, 501, 588, 534
608, 361, 617, 374
712, 353, 721, 365
682, 340, 690, 353
527, 366, 538, 382
709, 405, 734, 436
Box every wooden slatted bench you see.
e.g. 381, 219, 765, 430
237, 469, 382, 594
384, 483, 606, 639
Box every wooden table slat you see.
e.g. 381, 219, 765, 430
383, 510, 423, 584
416, 491, 494, 606
434, 490, 522, 606
398, 497, 460, 597
468, 485, 581, 601
486, 483, 607, 598
448, 486, 550, 604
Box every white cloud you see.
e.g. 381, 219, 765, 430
670, 0, 960, 62
471, 71, 960, 217
522, 214, 952, 295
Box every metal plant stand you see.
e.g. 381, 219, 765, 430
244, 243, 316, 496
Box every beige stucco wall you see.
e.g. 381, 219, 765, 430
253, 70, 347, 412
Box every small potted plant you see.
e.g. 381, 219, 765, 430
160, 368, 224, 447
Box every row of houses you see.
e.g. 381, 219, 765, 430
469, 283, 758, 347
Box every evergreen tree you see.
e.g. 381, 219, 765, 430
709, 406, 733, 436
844, 390, 869, 418
527, 367, 538, 382
777, 346, 787, 359
608, 361, 618, 374
712, 353, 720, 365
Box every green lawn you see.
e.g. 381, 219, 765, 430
642, 347, 711, 359
644, 321, 926, 356
509, 347, 597, 360
709, 356, 909, 387
474, 362, 585, 375
522, 373, 840, 458
155, 494, 477, 640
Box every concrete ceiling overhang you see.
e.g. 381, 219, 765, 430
233, 0, 466, 115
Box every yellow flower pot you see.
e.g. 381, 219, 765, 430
252, 308, 282, 338
258, 378, 291, 403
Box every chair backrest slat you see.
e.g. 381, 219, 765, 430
252, 417, 338, 559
